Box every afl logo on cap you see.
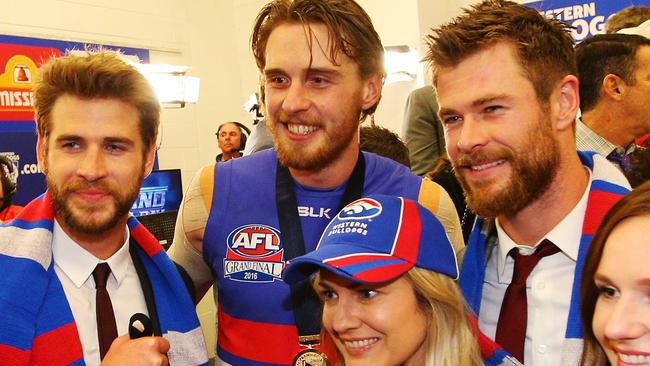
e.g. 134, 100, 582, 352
337, 198, 382, 220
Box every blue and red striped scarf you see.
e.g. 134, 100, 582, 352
460, 151, 630, 365
0, 192, 208, 365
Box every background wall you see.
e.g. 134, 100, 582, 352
0, 0, 511, 358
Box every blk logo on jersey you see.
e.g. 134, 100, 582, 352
337, 198, 382, 220
224, 224, 284, 283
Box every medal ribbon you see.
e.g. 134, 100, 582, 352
276, 151, 365, 346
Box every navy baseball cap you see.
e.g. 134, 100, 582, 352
282, 194, 458, 284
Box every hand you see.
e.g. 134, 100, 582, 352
101, 334, 170, 366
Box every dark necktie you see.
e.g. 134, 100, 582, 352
606, 150, 632, 173
495, 239, 560, 363
93, 263, 118, 360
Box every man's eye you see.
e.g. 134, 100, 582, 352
485, 105, 503, 113
62, 142, 80, 149
308, 76, 329, 87
442, 116, 462, 125
106, 144, 125, 152
268, 76, 288, 85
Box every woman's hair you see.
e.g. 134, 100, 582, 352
316, 267, 483, 366
580, 180, 650, 366
405, 267, 483, 366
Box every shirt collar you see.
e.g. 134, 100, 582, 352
577, 118, 636, 156
52, 219, 131, 288
495, 169, 592, 278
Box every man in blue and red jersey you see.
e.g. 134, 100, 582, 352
168, 1, 464, 365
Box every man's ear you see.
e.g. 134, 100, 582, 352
361, 73, 383, 111
552, 75, 580, 132
143, 143, 156, 178
258, 74, 267, 114
602, 73, 627, 101
36, 133, 47, 174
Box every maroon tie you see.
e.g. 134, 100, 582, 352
93, 263, 118, 360
495, 239, 560, 363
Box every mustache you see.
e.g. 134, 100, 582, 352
276, 110, 319, 125
64, 180, 114, 194
453, 149, 513, 168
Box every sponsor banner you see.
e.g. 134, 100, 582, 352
0, 35, 149, 205
524, 0, 650, 42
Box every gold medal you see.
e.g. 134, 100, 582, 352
292, 348, 330, 366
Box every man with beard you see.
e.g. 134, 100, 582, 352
168, 0, 463, 365
0, 51, 208, 365
425, 1, 631, 365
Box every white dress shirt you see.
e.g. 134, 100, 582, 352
52, 220, 149, 366
478, 174, 591, 366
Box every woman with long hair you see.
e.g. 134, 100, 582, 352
580, 180, 650, 365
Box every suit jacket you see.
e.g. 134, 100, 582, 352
402, 86, 446, 176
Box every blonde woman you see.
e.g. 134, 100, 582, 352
284, 195, 521, 366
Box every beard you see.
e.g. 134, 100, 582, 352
267, 102, 361, 172
452, 115, 560, 218
48, 170, 143, 235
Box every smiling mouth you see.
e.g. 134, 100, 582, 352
469, 159, 506, 171
619, 353, 650, 364
287, 123, 320, 135
343, 338, 379, 349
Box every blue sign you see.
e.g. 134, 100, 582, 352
131, 169, 183, 217
525, 0, 650, 41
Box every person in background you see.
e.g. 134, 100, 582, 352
580, 180, 650, 366
0, 51, 208, 365
575, 33, 650, 173
359, 124, 411, 167
426, 154, 475, 243
425, 0, 631, 364
168, 0, 463, 364
216, 121, 248, 162
605, 6, 650, 34
243, 92, 275, 156
243, 118, 275, 155
402, 85, 445, 176
615, 9, 650, 153
283, 195, 520, 366
0, 155, 23, 222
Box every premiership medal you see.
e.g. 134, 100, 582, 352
292, 348, 329, 366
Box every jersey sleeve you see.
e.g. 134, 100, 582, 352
417, 179, 466, 258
